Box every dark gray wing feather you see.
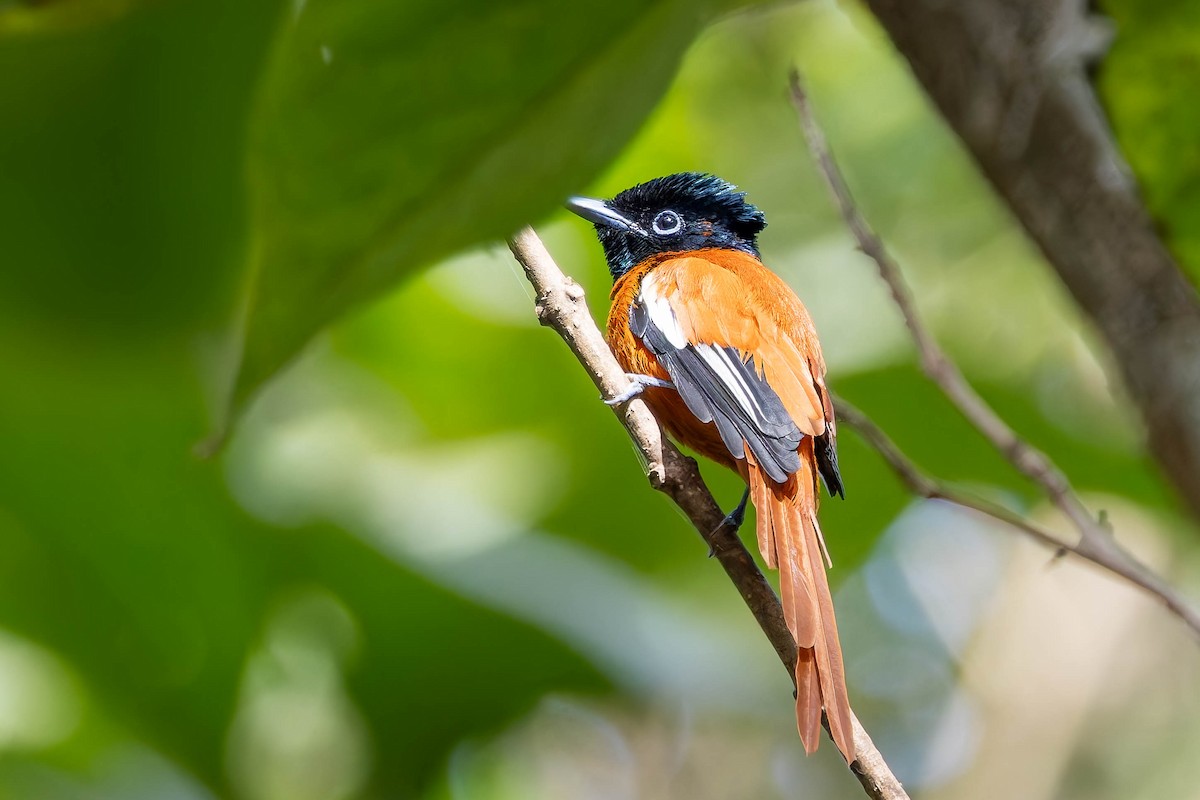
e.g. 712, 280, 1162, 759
815, 432, 844, 498
632, 299, 802, 483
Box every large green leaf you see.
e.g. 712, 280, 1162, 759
0, 0, 282, 338
0, 0, 147, 35
232, 0, 735, 420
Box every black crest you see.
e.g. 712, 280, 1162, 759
611, 173, 767, 240
568, 172, 767, 280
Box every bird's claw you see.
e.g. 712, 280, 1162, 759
603, 385, 643, 406
604, 374, 673, 406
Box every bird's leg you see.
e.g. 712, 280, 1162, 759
604, 373, 674, 406
723, 486, 751, 530
707, 486, 751, 556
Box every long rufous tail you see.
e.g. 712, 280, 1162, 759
747, 448, 855, 762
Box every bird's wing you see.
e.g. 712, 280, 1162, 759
813, 373, 844, 499
631, 251, 830, 484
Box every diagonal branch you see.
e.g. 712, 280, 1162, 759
835, 397, 1200, 639
790, 69, 1200, 642
507, 227, 909, 800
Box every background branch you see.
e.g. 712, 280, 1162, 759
835, 397, 1200, 639
507, 227, 909, 800
860, 0, 1200, 526
789, 69, 1200, 642
790, 69, 1103, 542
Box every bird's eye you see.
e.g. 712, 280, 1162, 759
652, 210, 683, 236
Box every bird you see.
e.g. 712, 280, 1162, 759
567, 172, 854, 762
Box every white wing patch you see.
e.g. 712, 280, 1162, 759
639, 273, 688, 349
694, 344, 766, 422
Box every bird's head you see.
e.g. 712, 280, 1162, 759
567, 172, 767, 281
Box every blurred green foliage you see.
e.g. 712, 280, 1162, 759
0, 1, 1197, 799
1100, 0, 1200, 278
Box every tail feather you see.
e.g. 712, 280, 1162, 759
752, 474, 778, 570
805, 504, 854, 758
794, 649, 822, 752
747, 450, 855, 763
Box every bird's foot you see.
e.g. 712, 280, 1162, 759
604, 373, 674, 406
707, 487, 751, 557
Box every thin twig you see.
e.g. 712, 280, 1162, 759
507, 228, 909, 800
789, 69, 1200, 641
836, 397, 1200, 638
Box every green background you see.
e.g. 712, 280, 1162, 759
0, 1, 1197, 798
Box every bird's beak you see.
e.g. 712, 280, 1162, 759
566, 196, 646, 235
